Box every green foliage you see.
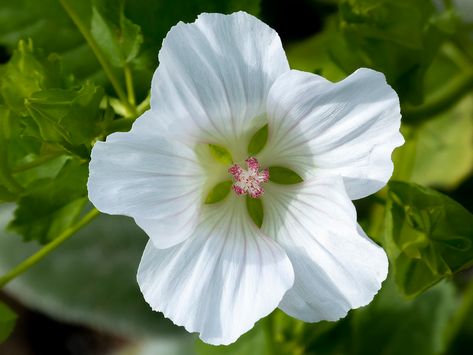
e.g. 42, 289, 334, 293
0, 40, 104, 244
25, 82, 104, 157
124, 0, 261, 49
248, 124, 268, 156
8, 159, 88, 244
0, 0, 94, 78
91, 0, 143, 68
0, 205, 185, 338
0, 40, 65, 114
285, 17, 351, 82
409, 96, 473, 188
349, 279, 456, 355
268, 167, 303, 185
334, 0, 457, 104
246, 196, 264, 228
0, 0, 472, 352
195, 279, 457, 355
0, 301, 16, 344
205, 181, 233, 204
385, 181, 473, 297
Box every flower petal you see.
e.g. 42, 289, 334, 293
137, 199, 294, 345
88, 110, 205, 248
262, 175, 388, 322
151, 11, 289, 147
262, 68, 403, 199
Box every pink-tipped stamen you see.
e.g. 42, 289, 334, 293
227, 157, 269, 198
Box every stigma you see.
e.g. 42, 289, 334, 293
228, 157, 269, 198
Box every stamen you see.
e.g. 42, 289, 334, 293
228, 157, 269, 198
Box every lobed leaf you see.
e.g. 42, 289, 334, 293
385, 181, 473, 297
8, 159, 89, 244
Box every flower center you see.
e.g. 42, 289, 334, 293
228, 157, 269, 198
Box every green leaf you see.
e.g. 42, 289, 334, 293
268, 167, 303, 185
285, 17, 347, 82
0, 39, 64, 114
91, 0, 144, 68
247, 124, 268, 156
0, 302, 16, 344
334, 0, 451, 104
208, 144, 233, 165
385, 181, 473, 296
124, 0, 261, 49
350, 278, 456, 355
246, 196, 263, 228
0, 186, 16, 203
8, 159, 88, 244
0, 0, 109, 85
0, 204, 185, 338
409, 96, 473, 188
0, 104, 73, 201
205, 180, 232, 204
25, 81, 104, 156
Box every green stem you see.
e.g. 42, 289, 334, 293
442, 42, 471, 70
137, 92, 151, 114
443, 281, 473, 352
58, 0, 136, 116
106, 94, 150, 133
124, 65, 136, 106
0, 208, 100, 288
402, 70, 473, 124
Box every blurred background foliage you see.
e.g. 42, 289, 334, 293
0, 0, 472, 354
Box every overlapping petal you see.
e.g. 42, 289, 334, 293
88, 111, 205, 248
87, 11, 402, 346
262, 175, 388, 321
151, 11, 289, 147
261, 68, 403, 199
137, 199, 294, 345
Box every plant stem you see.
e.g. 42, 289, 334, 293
402, 70, 473, 124
137, 92, 151, 114
58, 0, 136, 116
106, 94, 150, 133
0, 208, 100, 288
124, 65, 136, 106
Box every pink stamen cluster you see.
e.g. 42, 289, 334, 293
228, 157, 269, 198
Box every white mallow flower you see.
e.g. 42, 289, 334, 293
88, 11, 403, 345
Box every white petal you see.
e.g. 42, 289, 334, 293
261, 68, 404, 200
137, 199, 294, 345
262, 175, 388, 322
88, 110, 205, 248
151, 11, 289, 147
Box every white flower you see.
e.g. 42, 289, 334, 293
87, 12, 403, 345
